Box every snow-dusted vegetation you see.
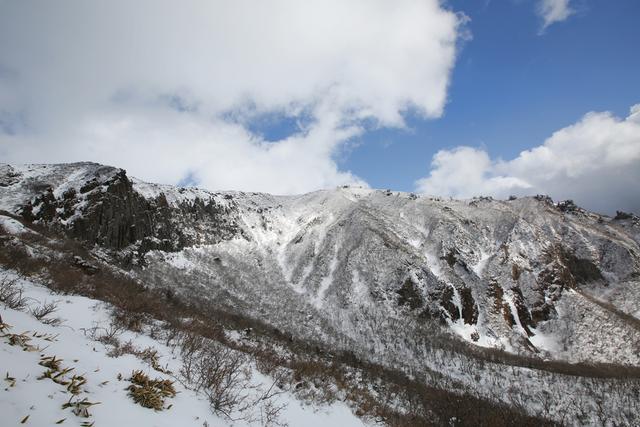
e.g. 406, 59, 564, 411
0, 271, 369, 426
1, 162, 639, 426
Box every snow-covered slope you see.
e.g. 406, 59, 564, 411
1, 162, 639, 366
0, 269, 369, 427
143, 178, 640, 367
1, 162, 640, 425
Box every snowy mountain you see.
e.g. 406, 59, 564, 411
1, 162, 639, 426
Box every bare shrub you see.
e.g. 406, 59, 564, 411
29, 300, 63, 326
30, 301, 58, 319
254, 371, 288, 427
178, 332, 205, 384
0, 275, 29, 310
81, 319, 125, 347
180, 335, 251, 418
259, 398, 288, 427
111, 307, 147, 332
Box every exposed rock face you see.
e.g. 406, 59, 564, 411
19, 169, 156, 249
0, 165, 21, 187
2, 163, 241, 261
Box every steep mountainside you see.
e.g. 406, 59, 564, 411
2, 162, 640, 425
2, 162, 638, 364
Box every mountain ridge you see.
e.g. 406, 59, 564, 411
2, 161, 640, 425
2, 161, 638, 361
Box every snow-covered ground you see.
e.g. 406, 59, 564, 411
0, 216, 31, 235
0, 270, 369, 427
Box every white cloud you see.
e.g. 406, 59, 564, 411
414, 147, 532, 199
0, 0, 463, 194
416, 104, 640, 214
537, 0, 574, 32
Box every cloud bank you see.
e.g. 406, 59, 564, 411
537, 0, 574, 32
416, 104, 640, 214
0, 0, 463, 194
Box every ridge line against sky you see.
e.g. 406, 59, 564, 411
0, 0, 639, 213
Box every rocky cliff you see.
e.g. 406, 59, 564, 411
1, 163, 242, 262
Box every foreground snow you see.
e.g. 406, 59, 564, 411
0, 271, 369, 427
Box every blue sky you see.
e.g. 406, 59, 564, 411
343, 0, 640, 191
1, 0, 639, 213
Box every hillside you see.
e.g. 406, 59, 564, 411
1, 162, 639, 426
0, 269, 369, 426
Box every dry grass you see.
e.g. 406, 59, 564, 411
4, 372, 16, 388
61, 397, 101, 418
126, 370, 176, 410
108, 341, 172, 374
3, 331, 39, 352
